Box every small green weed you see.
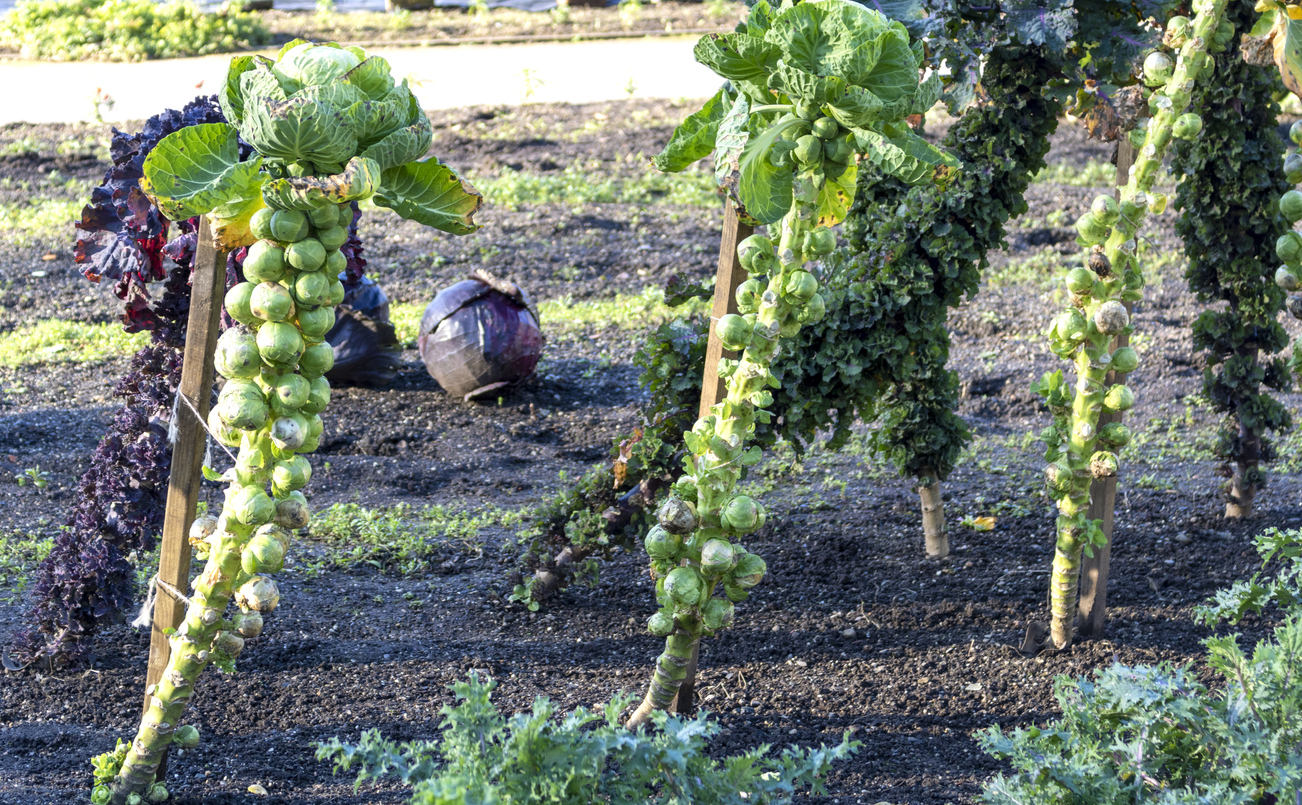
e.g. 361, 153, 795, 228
474, 162, 718, 211
0, 320, 148, 367
0, 530, 54, 603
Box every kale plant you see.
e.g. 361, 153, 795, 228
317, 674, 858, 805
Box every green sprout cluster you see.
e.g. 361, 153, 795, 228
1274, 121, 1302, 352
1033, 0, 1230, 650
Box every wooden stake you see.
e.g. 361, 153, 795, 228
140, 216, 226, 774
1078, 139, 1135, 641
673, 200, 751, 717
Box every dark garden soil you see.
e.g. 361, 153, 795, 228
1, 99, 1300, 804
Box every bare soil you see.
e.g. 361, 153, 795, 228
0, 99, 1299, 804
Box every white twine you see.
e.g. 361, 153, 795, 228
131, 574, 193, 630
173, 390, 238, 464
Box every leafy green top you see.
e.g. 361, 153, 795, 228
141, 40, 480, 249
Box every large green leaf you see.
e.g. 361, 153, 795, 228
652, 86, 733, 174
353, 82, 417, 147
852, 126, 959, 185
693, 32, 780, 83
343, 55, 396, 100
1272, 5, 1302, 98
239, 59, 290, 107
219, 56, 256, 125
713, 92, 752, 189
262, 156, 380, 211
909, 71, 942, 116
859, 22, 918, 102
825, 85, 885, 129
361, 118, 433, 172
737, 116, 806, 224
745, 0, 775, 36
765, 0, 886, 88
375, 159, 483, 234
767, 63, 847, 105
816, 153, 857, 227
241, 95, 359, 166
140, 123, 266, 249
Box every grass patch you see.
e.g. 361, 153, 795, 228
0, 198, 84, 248
475, 163, 720, 211
1032, 160, 1119, 187
0, 0, 270, 61
0, 529, 53, 604
0, 320, 147, 367
390, 285, 711, 346
986, 248, 1070, 289
297, 501, 522, 577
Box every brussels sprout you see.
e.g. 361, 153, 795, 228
146, 783, 169, 803
257, 321, 306, 367
657, 498, 698, 535
736, 277, 765, 313
301, 375, 331, 415
225, 282, 259, 326
1098, 422, 1132, 448
326, 277, 346, 307
234, 441, 271, 485
208, 408, 243, 448
1089, 195, 1120, 226
213, 630, 245, 658
229, 484, 274, 525
172, 724, 200, 749
232, 610, 264, 639
271, 415, 308, 451
1277, 266, 1301, 291
793, 134, 822, 165
736, 234, 774, 271
723, 583, 748, 603
270, 210, 310, 242
645, 525, 681, 561
1286, 153, 1302, 184
1281, 191, 1302, 224
721, 494, 764, 534
1065, 268, 1096, 295
270, 373, 311, 410
1089, 450, 1119, 478
717, 313, 753, 351
731, 552, 766, 589
1275, 232, 1302, 266
272, 455, 312, 493
811, 117, 839, 140
92, 787, 111, 805
287, 238, 327, 272
1093, 300, 1130, 335
1164, 15, 1190, 47
796, 292, 826, 325
1075, 212, 1108, 244
664, 567, 705, 608
1291, 120, 1302, 147
1103, 384, 1136, 412
701, 597, 735, 631
1173, 113, 1203, 140
778, 314, 801, 338
699, 538, 737, 575
1055, 308, 1086, 342
647, 611, 675, 637
806, 226, 836, 256
216, 394, 268, 430
244, 240, 287, 283
1110, 346, 1139, 374
672, 475, 698, 504
315, 225, 348, 252
189, 513, 219, 545
299, 342, 336, 378
325, 248, 347, 276
1142, 52, 1174, 86
274, 491, 310, 530
250, 282, 294, 322
236, 575, 280, 613
241, 532, 286, 575
1044, 461, 1073, 492
785, 271, 818, 301
215, 327, 262, 379
128, 793, 143, 805
294, 271, 331, 308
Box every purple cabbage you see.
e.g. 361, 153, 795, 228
417, 273, 544, 401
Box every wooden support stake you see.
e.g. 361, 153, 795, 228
673, 200, 751, 717
140, 217, 226, 776
1078, 139, 1135, 641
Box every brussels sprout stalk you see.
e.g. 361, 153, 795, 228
97, 40, 481, 802
1034, 0, 1226, 650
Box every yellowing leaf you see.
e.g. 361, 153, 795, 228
968, 516, 996, 531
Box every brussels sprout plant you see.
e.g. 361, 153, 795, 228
1274, 120, 1302, 375
629, 0, 957, 726
1032, 0, 1228, 651
92, 40, 481, 804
